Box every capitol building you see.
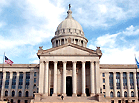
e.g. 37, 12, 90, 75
0, 7, 139, 103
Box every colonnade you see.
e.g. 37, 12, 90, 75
1, 71, 38, 98
105, 72, 137, 97
39, 60, 100, 96
52, 38, 86, 48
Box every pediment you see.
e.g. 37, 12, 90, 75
38, 43, 98, 56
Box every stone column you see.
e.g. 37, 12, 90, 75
39, 60, 45, 94
81, 61, 86, 96
106, 72, 110, 97
60, 39, 61, 45
95, 61, 100, 94
63, 61, 67, 96
113, 72, 116, 97
127, 72, 131, 97
72, 61, 77, 96
133, 72, 137, 97
15, 72, 19, 97
1, 71, 6, 98
8, 72, 13, 96
22, 72, 26, 96
52, 61, 58, 96
29, 71, 34, 97
120, 72, 124, 97
44, 61, 49, 96
90, 61, 95, 96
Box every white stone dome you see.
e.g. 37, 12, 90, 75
55, 10, 84, 36
51, 7, 88, 48
57, 14, 83, 31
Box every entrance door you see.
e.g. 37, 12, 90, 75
66, 76, 72, 96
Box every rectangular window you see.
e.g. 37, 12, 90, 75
137, 72, 139, 89
130, 72, 134, 89
0, 72, 3, 89
25, 72, 30, 89
123, 72, 127, 89
12, 72, 17, 89
103, 92, 105, 97
102, 73, 105, 77
109, 72, 113, 89
103, 85, 105, 89
5, 72, 10, 89
103, 78, 105, 83
116, 72, 120, 89
18, 72, 23, 89
34, 72, 36, 77
34, 78, 36, 83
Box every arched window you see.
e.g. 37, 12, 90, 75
12, 91, 15, 97
5, 91, 8, 96
110, 91, 113, 97
19, 91, 22, 97
33, 91, 36, 97
33, 84, 36, 89
131, 91, 134, 97
124, 91, 127, 97
25, 91, 29, 97
117, 91, 120, 97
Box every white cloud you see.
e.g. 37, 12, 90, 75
95, 33, 120, 48
100, 47, 137, 64
88, 25, 139, 64
0, 0, 65, 63
30, 59, 39, 64
72, 0, 139, 28
123, 25, 139, 36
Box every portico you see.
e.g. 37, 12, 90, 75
38, 57, 101, 97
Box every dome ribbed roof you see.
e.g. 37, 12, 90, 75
56, 10, 83, 34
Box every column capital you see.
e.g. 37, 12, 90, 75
133, 72, 136, 74
54, 61, 58, 63
72, 61, 77, 63
126, 72, 130, 74
105, 72, 109, 74
44, 61, 49, 63
62, 61, 67, 63
95, 61, 100, 63
40, 60, 44, 63
82, 61, 86, 63
90, 61, 94, 63
119, 72, 123, 74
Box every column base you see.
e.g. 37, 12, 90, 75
43, 93, 48, 96
90, 93, 95, 96
34, 93, 42, 101
52, 93, 57, 96
72, 93, 77, 97
81, 93, 86, 97
62, 93, 67, 96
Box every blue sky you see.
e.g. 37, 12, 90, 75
0, 0, 139, 64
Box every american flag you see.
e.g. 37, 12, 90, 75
5, 56, 13, 66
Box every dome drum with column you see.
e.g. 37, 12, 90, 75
51, 9, 88, 48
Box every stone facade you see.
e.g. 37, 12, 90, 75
0, 8, 139, 103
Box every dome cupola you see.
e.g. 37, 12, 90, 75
51, 4, 88, 48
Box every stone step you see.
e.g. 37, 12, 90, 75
31, 96, 101, 102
